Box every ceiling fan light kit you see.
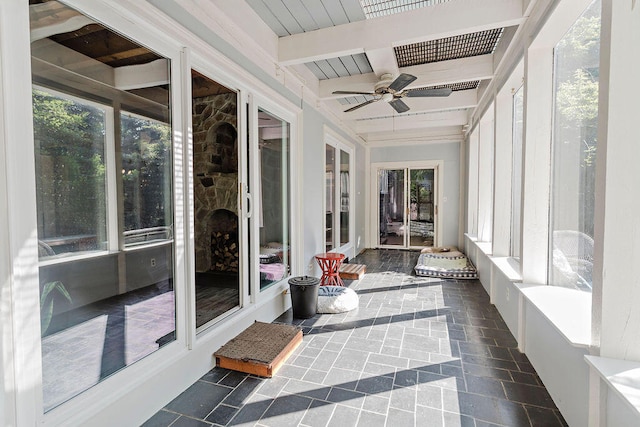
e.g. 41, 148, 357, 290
333, 73, 453, 114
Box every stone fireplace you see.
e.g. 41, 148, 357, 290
193, 92, 239, 273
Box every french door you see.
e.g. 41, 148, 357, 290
374, 163, 441, 249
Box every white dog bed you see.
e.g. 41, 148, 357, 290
317, 286, 359, 314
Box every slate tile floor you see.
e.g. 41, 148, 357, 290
143, 249, 567, 427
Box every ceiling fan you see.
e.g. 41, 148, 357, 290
333, 73, 452, 114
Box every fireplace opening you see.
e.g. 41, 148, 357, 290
209, 208, 239, 273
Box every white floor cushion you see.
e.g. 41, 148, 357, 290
317, 286, 359, 314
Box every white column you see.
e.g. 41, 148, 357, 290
520, 46, 553, 284
596, 0, 640, 361
0, 1, 43, 425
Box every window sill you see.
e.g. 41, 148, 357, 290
585, 355, 640, 419
517, 283, 591, 348
491, 257, 522, 282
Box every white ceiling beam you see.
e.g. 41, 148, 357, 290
114, 59, 170, 90
365, 47, 399, 78
29, 2, 94, 42
351, 110, 469, 134
338, 89, 477, 120
320, 54, 494, 99
278, 0, 524, 65
362, 126, 464, 146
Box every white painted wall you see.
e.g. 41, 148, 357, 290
370, 141, 462, 247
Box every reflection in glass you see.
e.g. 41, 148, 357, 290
190, 70, 240, 328
258, 109, 290, 290
30, 1, 175, 411
340, 150, 350, 246
33, 89, 108, 256
121, 112, 173, 246
549, 0, 600, 291
379, 169, 405, 247
409, 169, 435, 247
325, 145, 335, 251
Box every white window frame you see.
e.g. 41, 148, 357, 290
492, 61, 524, 260
324, 128, 356, 259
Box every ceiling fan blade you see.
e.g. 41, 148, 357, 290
387, 73, 417, 92
405, 88, 453, 97
344, 99, 377, 112
389, 99, 410, 114
333, 90, 376, 95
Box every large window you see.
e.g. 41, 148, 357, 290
30, 1, 175, 412
549, 0, 601, 291
258, 108, 290, 290
511, 85, 524, 258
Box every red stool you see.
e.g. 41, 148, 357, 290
315, 252, 346, 286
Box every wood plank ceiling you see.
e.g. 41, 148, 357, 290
245, 0, 525, 141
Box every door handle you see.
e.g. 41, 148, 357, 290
246, 191, 253, 219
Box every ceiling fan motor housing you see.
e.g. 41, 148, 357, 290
374, 73, 395, 93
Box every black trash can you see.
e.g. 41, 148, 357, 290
288, 276, 320, 319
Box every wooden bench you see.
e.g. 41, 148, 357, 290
339, 263, 366, 280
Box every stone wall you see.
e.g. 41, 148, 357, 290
192, 93, 238, 273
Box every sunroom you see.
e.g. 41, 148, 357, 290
0, 0, 639, 426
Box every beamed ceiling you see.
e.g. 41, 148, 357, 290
241, 0, 525, 143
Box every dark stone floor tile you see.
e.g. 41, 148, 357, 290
489, 346, 515, 361
222, 376, 263, 407
227, 397, 272, 426
496, 399, 531, 426
462, 362, 513, 381
503, 381, 556, 409
140, 409, 180, 427
200, 368, 231, 384
170, 416, 213, 427
394, 369, 418, 387
165, 381, 232, 420
356, 375, 394, 394
326, 387, 366, 409
526, 405, 568, 426
205, 404, 238, 425
510, 370, 541, 386
465, 374, 506, 399
259, 394, 312, 427
461, 354, 519, 371
219, 371, 248, 388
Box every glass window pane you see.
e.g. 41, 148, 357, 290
30, 1, 176, 412
190, 70, 240, 328
121, 112, 173, 246
511, 85, 524, 258
409, 169, 435, 247
258, 109, 290, 290
325, 145, 335, 251
33, 88, 108, 258
339, 150, 350, 246
379, 169, 405, 247
549, 0, 600, 291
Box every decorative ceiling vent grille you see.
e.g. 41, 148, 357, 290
395, 28, 504, 67
359, 0, 452, 19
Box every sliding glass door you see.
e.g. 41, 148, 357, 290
378, 166, 438, 249
325, 134, 354, 256
190, 70, 241, 330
